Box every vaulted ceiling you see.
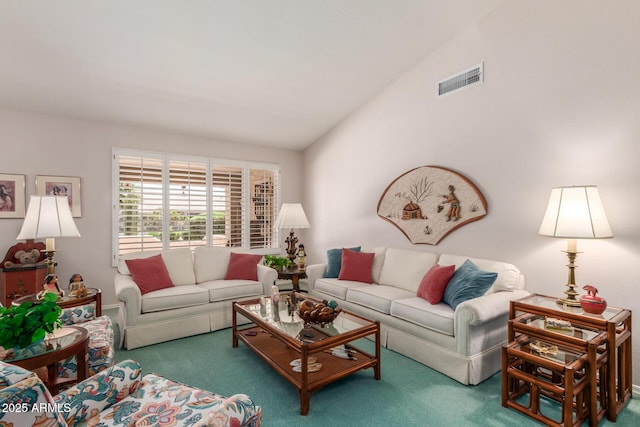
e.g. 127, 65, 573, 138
0, 1, 502, 150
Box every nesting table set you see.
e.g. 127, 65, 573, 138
502, 293, 632, 426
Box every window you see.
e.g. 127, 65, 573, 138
112, 148, 280, 265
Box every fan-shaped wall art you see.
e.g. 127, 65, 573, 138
377, 166, 487, 245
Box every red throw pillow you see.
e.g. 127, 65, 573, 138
125, 254, 174, 295
225, 253, 263, 281
338, 249, 375, 283
417, 264, 456, 304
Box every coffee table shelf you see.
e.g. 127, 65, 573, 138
233, 293, 380, 415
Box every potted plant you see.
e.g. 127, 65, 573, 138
0, 292, 62, 350
264, 255, 293, 271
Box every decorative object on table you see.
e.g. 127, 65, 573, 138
274, 203, 310, 264
579, 285, 607, 315
37, 273, 63, 300
544, 317, 573, 333
297, 244, 307, 269
16, 195, 81, 274
263, 255, 293, 271
0, 173, 26, 218
1, 241, 48, 306
271, 283, 280, 321
297, 298, 341, 326
0, 292, 61, 350
68, 273, 88, 298
35, 175, 82, 217
377, 166, 487, 244
539, 185, 613, 307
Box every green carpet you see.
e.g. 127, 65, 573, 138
111, 312, 638, 426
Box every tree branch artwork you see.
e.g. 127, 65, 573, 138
377, 166, 487, 244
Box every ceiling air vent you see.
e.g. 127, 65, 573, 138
437, 63, 483, 97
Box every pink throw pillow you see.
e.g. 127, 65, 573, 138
225, 253, 263, 281
125, 254, 174, 295
338, 249, 375, 283
417, 264, 456, 304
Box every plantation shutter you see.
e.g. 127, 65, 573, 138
117, 154, 164, 254
168, 160, 208, 249
211, 165, 243, 247
250, 168, 279, 248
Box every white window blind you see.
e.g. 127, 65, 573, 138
113, 149, 281, 265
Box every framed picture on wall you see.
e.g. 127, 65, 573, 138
36, 175, 82, 217
0, 173, 26, 218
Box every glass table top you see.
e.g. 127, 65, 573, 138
515, 293, 623, 322
2, 327, 84, 363
238, 294, 374, 341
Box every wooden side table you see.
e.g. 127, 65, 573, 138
3, 326, 89, 394
505, 293, 632, 422
278, 268, 307, 293
12, 288, 102, 317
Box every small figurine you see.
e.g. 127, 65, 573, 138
37, 274, 63, 300
580, 285, 607, 315
68, 273, 88, 298
297, 244, 307, 269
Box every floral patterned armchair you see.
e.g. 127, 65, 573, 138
57, 302, 115, 378
0, 359, 262, 427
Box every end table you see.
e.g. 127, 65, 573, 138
278, 268, 307, 293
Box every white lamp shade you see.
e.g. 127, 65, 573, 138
274, 203, 310, 229
17, 196, 81, 239
539, 186, 612, 239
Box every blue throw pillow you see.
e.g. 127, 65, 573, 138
442, 259, 497, 310
325, 246, 361, 278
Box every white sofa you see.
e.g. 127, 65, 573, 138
114, 247, 277, 349
306, 247, 529, 385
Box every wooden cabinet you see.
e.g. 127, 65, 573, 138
0, 264, 48, 307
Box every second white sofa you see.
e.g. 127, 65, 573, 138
114, 247, 277, 349
306, 246, 529, 385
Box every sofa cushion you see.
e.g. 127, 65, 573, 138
198, 280, 264, 302
417, 264, 456, 304
194, 246, 236, 283
225, 253, 263, 281
346, 285, 415, 314
438, 253, 521, 292
325, 246, 360, 278
315, 278, 369, 300
158, 248, 196, 285
378, 248, 439, 292
361, 246, 387, 284
442, 259, 497, 310
141, 285, 209, 313
390, 297, 455, 336
338, 249, 375, 283
126, 254, 175, 295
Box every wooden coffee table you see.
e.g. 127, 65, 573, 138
233, 293, 380, 415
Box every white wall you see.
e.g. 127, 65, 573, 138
303, 0, 640, 384
0, 109, 304, 306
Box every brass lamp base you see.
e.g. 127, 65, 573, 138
556, 249, 582, 307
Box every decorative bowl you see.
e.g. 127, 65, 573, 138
579, 285, 607, 315
297, 299, 341, 326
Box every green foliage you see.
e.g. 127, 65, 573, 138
264, 255, 293, 270
0, 292, 62, 349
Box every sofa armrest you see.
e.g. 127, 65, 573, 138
454, 290, 530, 356
257, 264, 277, 295
114, 273, 142, 326
305, 263, 327, 291
55, 359, 143, 427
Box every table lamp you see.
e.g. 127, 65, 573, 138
16, 196, 81, 274
274, 203, 310, 264
538, 186, 612, 307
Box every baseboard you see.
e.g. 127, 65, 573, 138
633, 384, 640, 397
103, 303, 119, 311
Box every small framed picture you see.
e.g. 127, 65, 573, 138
36, 175, 82, 217
0, 173, 26, 218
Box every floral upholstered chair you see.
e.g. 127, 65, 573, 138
0, 359, 262, 427
57, 303, 115, 378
